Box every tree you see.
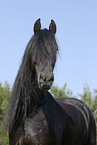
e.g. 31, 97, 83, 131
51, 83, 73, 98
80, 86, 97, 143
0, 82, 10, 144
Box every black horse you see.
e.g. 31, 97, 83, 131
3, 19, 96, 145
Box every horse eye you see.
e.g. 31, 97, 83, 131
49, 76, 54, 82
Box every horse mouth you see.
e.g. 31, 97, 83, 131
39, 82, 53, 90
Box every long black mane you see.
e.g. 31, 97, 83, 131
3, 28, 58, 132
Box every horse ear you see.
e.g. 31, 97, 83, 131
49, 20, 56, 34
34, 18, 41, 33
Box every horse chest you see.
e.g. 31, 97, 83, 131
23, 108, 53, 145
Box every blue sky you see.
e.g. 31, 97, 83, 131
0, 0, 97, 96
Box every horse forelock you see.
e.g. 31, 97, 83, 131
30, 29, 58, 65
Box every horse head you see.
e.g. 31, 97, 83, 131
32, 19, 58, 90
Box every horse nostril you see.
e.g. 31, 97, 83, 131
39, 73, 46, 82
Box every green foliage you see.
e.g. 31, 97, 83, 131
51, 83, 72, 98
80, 85, 93, 110
0, 127, 9, 145
80, 86, 97, 143
0, 82, 10, 145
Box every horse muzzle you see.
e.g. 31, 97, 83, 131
38, 72, 54, 90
